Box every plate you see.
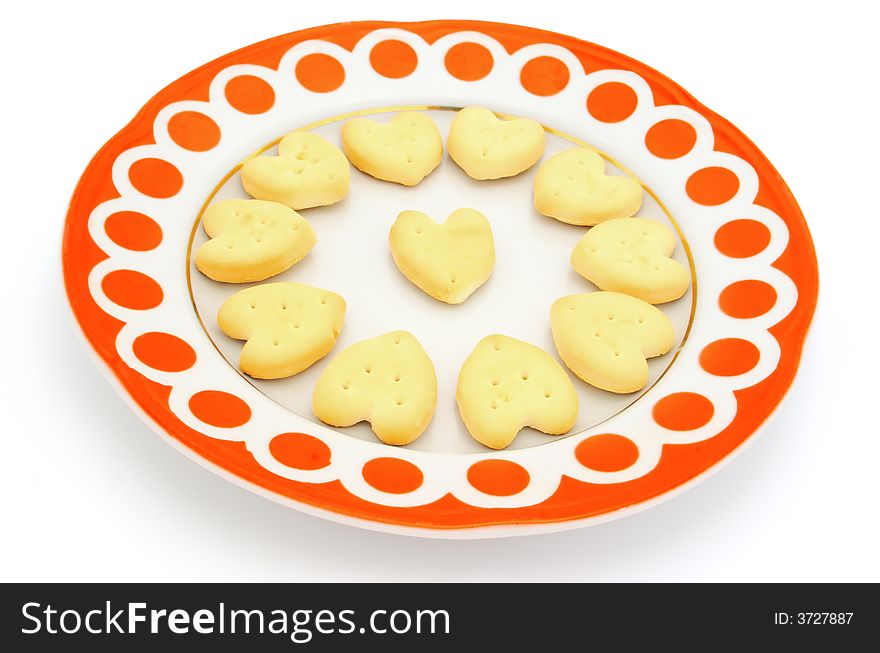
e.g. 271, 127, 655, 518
62, 20, 818, 537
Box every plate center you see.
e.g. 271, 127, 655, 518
189, 108, 695, 453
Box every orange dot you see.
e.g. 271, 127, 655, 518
587, 82, 638, 123
101, 270, 163, 310
714, 219, 772, 258
520, 56, 569, 96
224, 75, 275, 114
575, 434, 639, 472
362, 458, 423, 494
133, 332, 196, 372
686, 166, 740, 205
700, 338, 760, 377
645, 119, 697, 159
444, 42, 493, 81
369, 40, 417, 78
128, 158, 183, 198
653, 393, 714, 431
104, 211, 162, 251
270, 433, 331, 470
467, 460, 530, 496
295, 54, 345, 92
189, 390, 251, 428
719, 280, 777, 318
167, 111, 221, 152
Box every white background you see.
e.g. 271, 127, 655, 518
1, 0, 877, 582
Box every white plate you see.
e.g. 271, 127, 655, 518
63, 21, 818, 537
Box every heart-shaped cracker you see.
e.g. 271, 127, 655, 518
456, 335, 578, 449
570, 217, 690, 304
534, 147, 643, 225
217, 282, 345, 379
313, 331, 437, 446
195, 199, 316, 283
341, 112, 443, 186
389, 208, 495, 304
447, 106, 545, 180
240, 131, 350, 210
550, 291, 674, 394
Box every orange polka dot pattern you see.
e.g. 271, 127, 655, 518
444, 42, 493, 81
102, 270, 163, 310
296, 54, 345, 92
370, 40, 417, 78
104, 211, 162, 251
700, 339, 760, 376
467, 460, 530, 496
225, 75, 275, 114
587, 82, 638, 122
520, 56, 569, 96
270, 433, 332, 470
133, 332, 196, 372
362, 458, 423, 494
576, 434, 639, 472
686, 167, 739, 205
189, 391, 251, 428
653, 393, 714, 431
128, 158, 182, 198
645, 119, 697, 159
715, 219, 771, 258
719, 280, 777, 318
167, 111, 221, 152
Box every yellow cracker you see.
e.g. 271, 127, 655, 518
195, 199, 316, 283
447, 106, 545, 180
389, 208, 495, 304
570, 217, 690, 304
342, 112, 443, 186
218, 282, 345, 379
534, 147, 642, 225
313, 331, 437, 445
456, 335, 578, 449
241, 131, 350, 210
550, 291, 674, 394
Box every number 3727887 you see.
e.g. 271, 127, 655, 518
774, 613, 854, 625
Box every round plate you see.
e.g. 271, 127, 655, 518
62, 20, 818, 538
